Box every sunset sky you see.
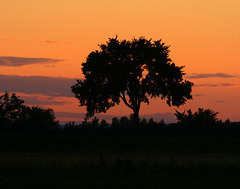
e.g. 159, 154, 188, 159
1, 0, 240, 123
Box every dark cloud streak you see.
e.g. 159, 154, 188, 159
45, 41, 59, 44
187, 73, 236, 79
0, 56, 63, 67
24, 96, 71, 106
0, 75, 76, 97
194, 83, 237, 87
45, 40, 75, 45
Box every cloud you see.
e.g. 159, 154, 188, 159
45, 40, 59, 44
0, 56, 63, 67
0, 75, 76, 97
24, 96, 71, 106
45, 40, 75, 45
194, 84, 218, 87
187, 73, 236, 79
1, 37, 14, 41
194, 83, 238, 87
219, 83, 235, 86
216, 101, 225, 103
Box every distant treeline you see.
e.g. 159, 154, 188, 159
62, 114, 240, 138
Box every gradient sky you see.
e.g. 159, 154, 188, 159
1, 0, 240, 123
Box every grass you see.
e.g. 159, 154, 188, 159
0, 132, 240, 188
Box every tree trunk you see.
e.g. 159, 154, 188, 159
133, 108, 140, 134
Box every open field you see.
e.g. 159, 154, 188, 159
0, 132, 240, 188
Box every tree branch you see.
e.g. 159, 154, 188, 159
120, 91, 134, 109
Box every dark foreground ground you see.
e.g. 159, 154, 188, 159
0, 131, 240, 189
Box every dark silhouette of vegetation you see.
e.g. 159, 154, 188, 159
1, 92, 240, 138
0, 92, 59, 131
60, 111, 240, 138
0, 91, 24, 128
175, 108, 220, 127
71, 36, 193, 127
19, 106, 59, 130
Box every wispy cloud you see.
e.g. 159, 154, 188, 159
216, 101, 225, 103
45, 40, 75, 45
0, 75, 76, 97
187, 73, 236, 79
0, 56, 63, 67
219, 83, 236, 86
1, 37, 14, 41
1, 37, 74, 45
24, 96, 71, 106
194, 83, 238, 87
45, 40, 59, 44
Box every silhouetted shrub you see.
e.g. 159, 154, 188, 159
19, 106, 59, 130
175, 108, 220, 127
99, 119, 108, 128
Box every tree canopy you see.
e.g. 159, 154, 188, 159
0, 92, 24, 126
72, 36, 193, 125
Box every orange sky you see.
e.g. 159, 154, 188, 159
1, 0, 240, 123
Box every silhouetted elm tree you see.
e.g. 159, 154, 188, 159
72, 36, 193, 126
